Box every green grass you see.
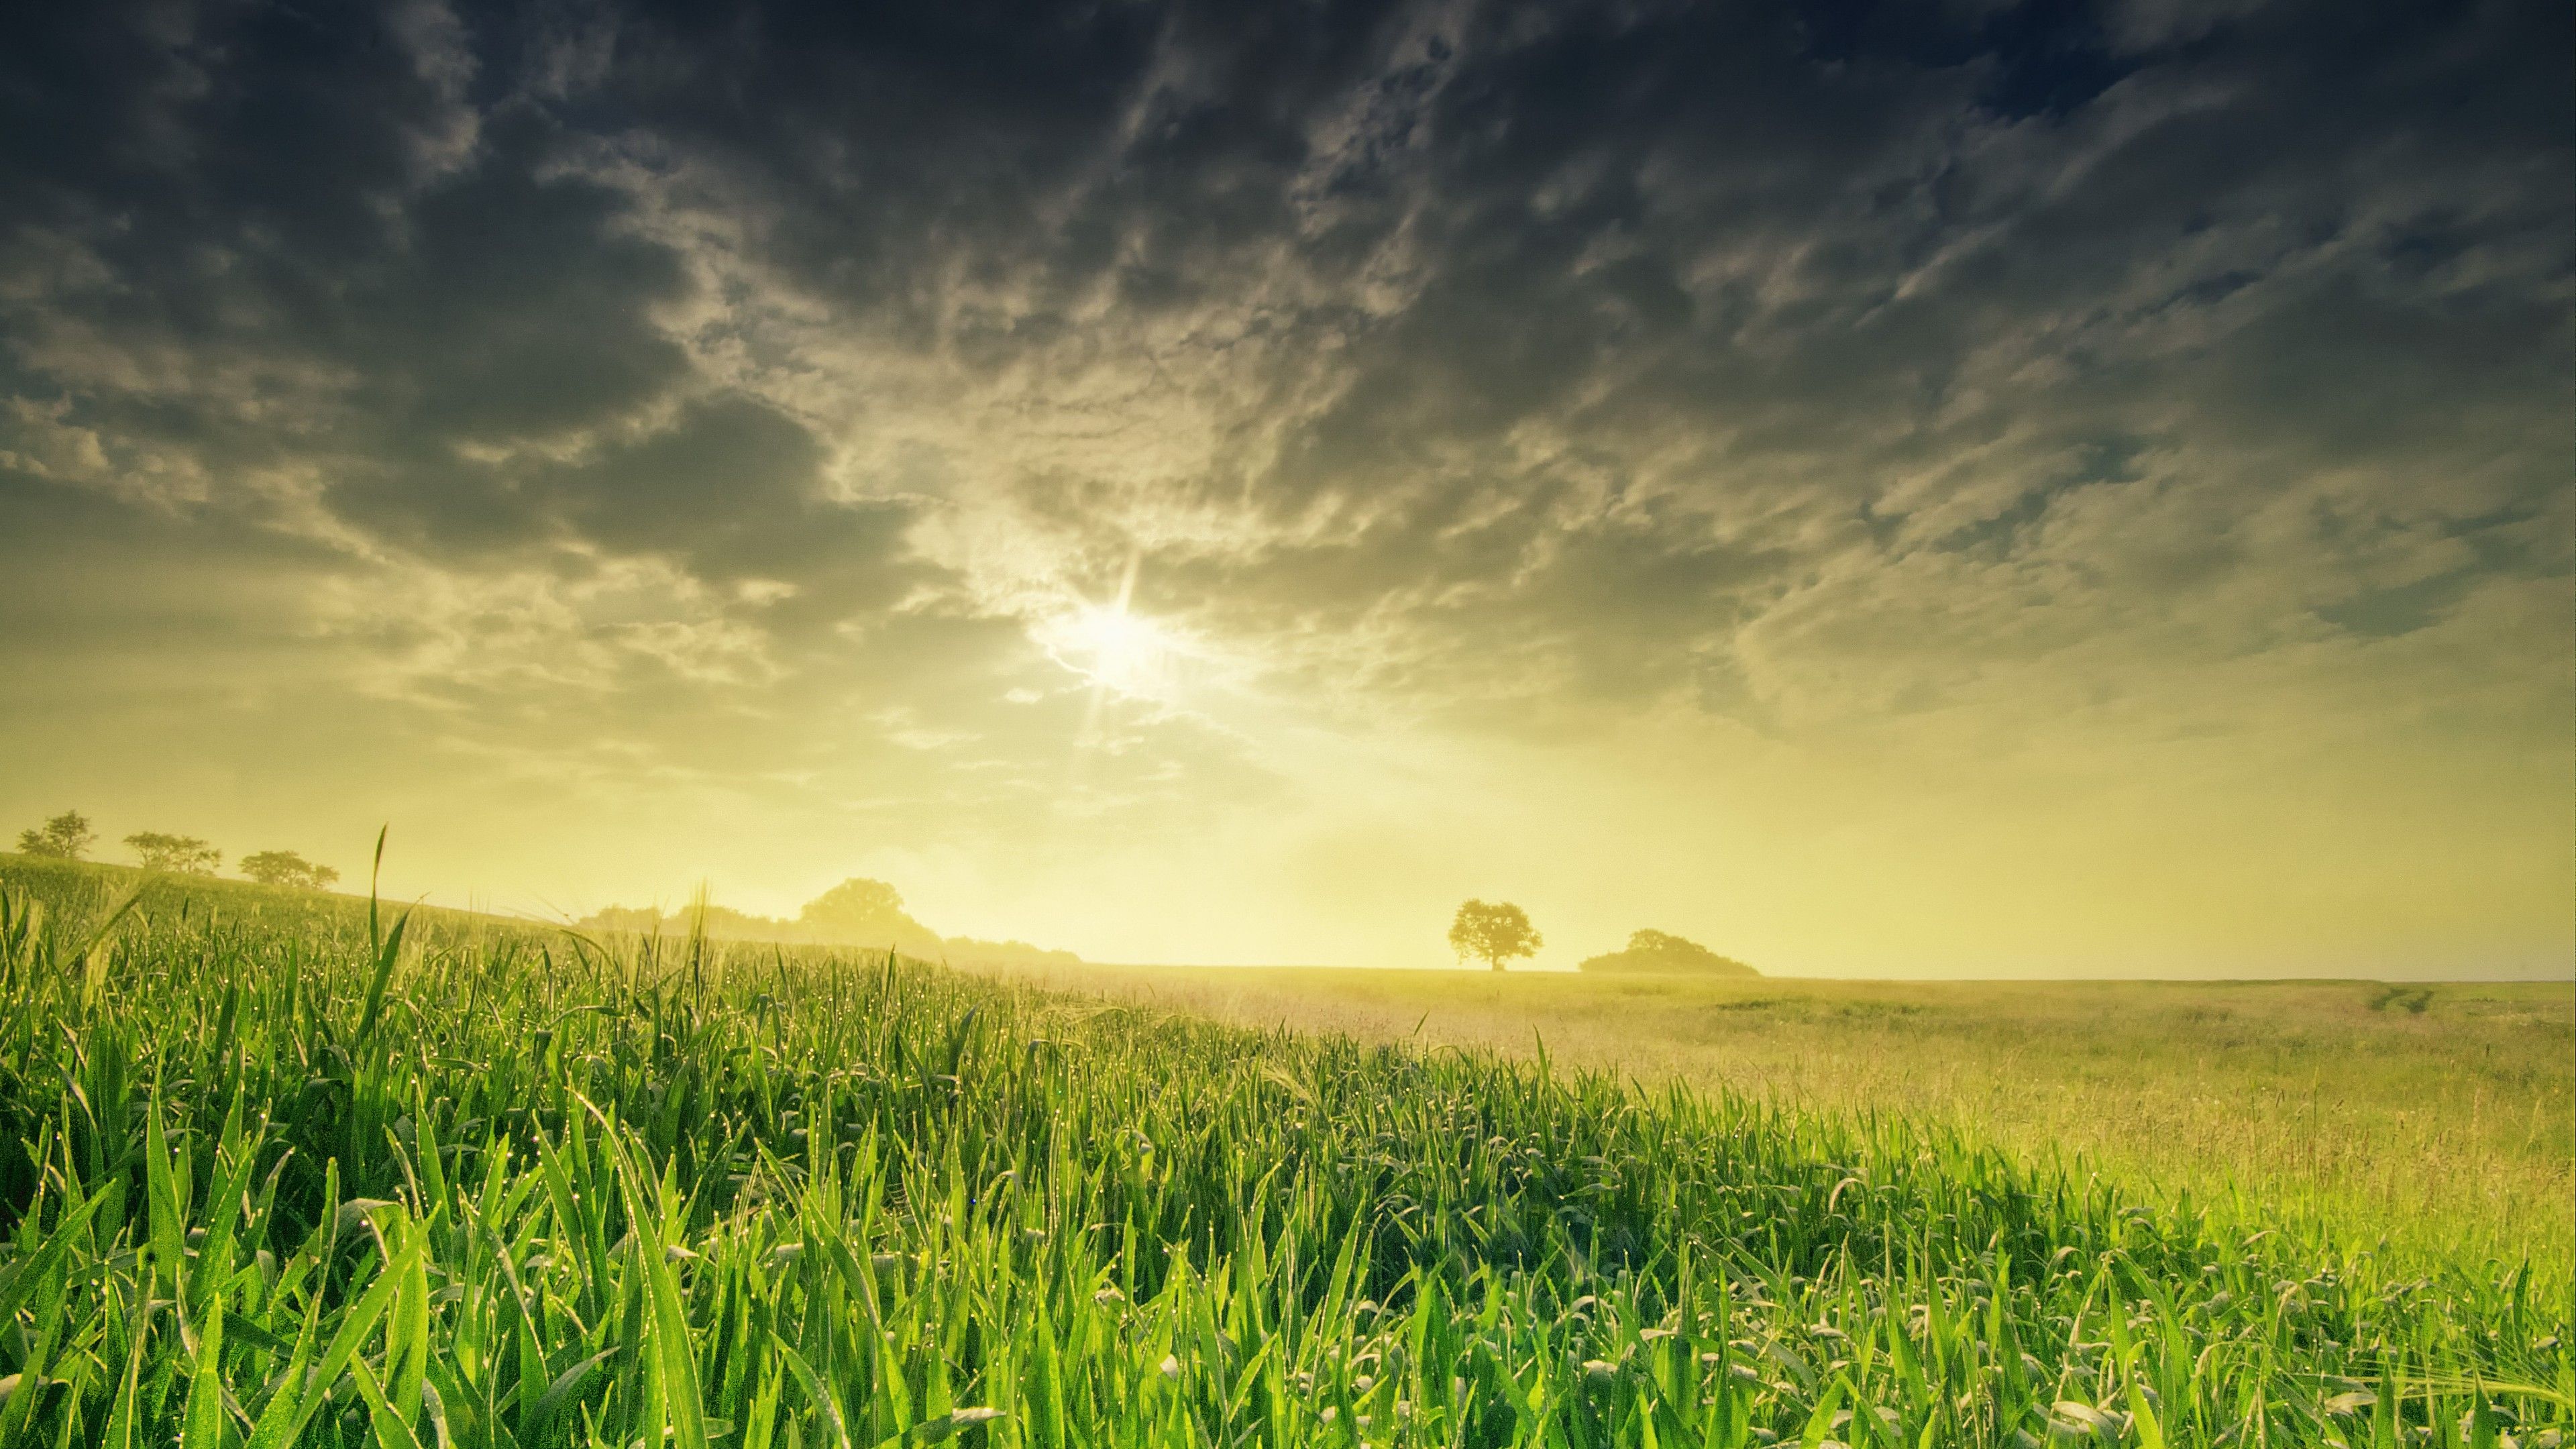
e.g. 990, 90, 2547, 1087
1016, 966, 2575, 1284
0, 858, 2565, 1447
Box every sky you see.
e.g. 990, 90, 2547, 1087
1, 0, 2569, 977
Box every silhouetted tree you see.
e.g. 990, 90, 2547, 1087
800, 877, 903, 928
127, 831, 221, 874
798, 878, 945, 952
1577, 928, 1758, 976
15, 811, 93, 860
239, 850, 339, 890
1449, 899, 1542, 971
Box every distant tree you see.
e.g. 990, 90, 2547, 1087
238, 850, 339, 891
799, 877, 906, 931
1449, 899, 1542, 971
798, 877, 944, 951
15, 811, 94, 860
127, 831, 221, 875
942, 936, 1086, 969
583, 906, 671, 934
1578, 928, 1758, 977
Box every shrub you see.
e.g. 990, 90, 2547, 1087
1578, 927, 1759, 975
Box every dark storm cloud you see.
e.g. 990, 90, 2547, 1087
2, 7, 681, 513
1, 0, 2567, 731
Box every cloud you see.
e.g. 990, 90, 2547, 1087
0, 0, 2565, 967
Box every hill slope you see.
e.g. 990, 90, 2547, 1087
0, 862, 2563, 1445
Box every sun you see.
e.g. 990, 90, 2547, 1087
1049, 602, 1177, 698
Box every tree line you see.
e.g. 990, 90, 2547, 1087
11, 810, 340, 890
580, 877, 1083, 969
1448, 898, 1757, 975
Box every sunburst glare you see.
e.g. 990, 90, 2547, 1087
1044, 602, 1179, 700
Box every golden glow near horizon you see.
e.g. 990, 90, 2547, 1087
0, 1, 2568, 980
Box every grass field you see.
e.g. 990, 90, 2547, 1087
1008, 967, 2575, 1284
0, 857, 2567, 1447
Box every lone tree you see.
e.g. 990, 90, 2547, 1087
1449, 899, 1542, 971
127, 831, 221, 875
15, 811, 94, 860
239, 850, 339, 891
798, 877, 944, 953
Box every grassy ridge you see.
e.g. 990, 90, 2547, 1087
0, 863, 2565, 1446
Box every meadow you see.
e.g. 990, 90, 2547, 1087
0, 856, 2565, 1448
1010, 967, 2574, 1283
